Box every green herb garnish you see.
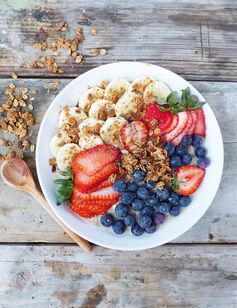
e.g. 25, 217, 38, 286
156, 87, 205, 114
171, 174, 180, 193
54, 169, 74, 206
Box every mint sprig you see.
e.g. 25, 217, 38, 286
54, 169, 73, 206
156, 87, 205, 114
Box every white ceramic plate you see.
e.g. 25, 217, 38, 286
36, 62, 224, 251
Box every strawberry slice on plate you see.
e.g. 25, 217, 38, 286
72, 144, 121, 176
187, 110, 198, 135
194, 108, 206, 137
120, 120, 148, 152
172, 110, 193, 146
164, 111, 188, 142
162, 114, 178, 135
143, 102, 173, 132
74, 163, 118, 193
175, 165, 205, 196
85, 179, 113, 193
71, 186, 120, 202
71, 199, 115, 218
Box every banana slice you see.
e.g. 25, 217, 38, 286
50, 130, 71, 157
128, 76, 154, 94
79, 134, 103, 150
58, 106, 87, 128
100, 117, 127, 147
115, 91, 143, 119
56, 143, 80, 171
88, 99, 115, 120
78, 87, 104, 113
79, 118, 104, 135
143, 81, 171, 104
104, 79, 130, 103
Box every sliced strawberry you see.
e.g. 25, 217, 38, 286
187, 110, 198, 135
70, 199, 115, 218
194, 108, 206, 137
85, 179, 113, 193
120, 120, 148, 152
74, 163, 117, 193
72, 144, 121, 176
172, 110, 193, 146
176, 165, 205, 196
143, 102, 173, 131
164, 111, 188, 142
162, 114, 178, 135
71, 186, 120, 203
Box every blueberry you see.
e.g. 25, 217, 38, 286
169, 205, 180, 216
182, 153, 192, 165
154, 213, 165, 224
170, 155, 182, 168
113, 179, 127, 192
156, 188, 169, 201
138, 214, 152, 229
181, 135, 193, 146
124, 214, 136, 226
193, 135, 203, 148
195, 146, 207, 158
137, 187, 149, 200
131, 198, 144, 211
127, 182, 138, 192
100, 213, 115, 227
132, 169, 145, 182
165, 142, 175, 156
168, 191, 179, 205
176, 144, 187, 156
131, 223, 144, 236
146, 195, 159, 207
120, 192, 135, 205
179, 196, 191, 207
145, 181, 156, 190
141, 206, 154, 217
115, 203, 129, 218
197, 157, 211, 168
159, 202, 170, 214
112, 220, 126, 234
145, 223, 157, 234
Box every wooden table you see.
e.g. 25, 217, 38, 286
0, 1, 237, 307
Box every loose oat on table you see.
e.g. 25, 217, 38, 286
11, 72, 17, 80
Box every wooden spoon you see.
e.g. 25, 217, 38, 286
0, 158, 92, 252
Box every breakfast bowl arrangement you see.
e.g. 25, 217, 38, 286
36, 62, 224, 250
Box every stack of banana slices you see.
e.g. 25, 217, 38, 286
50, 76, 171, 171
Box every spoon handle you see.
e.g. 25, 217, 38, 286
30, 188, 92, 252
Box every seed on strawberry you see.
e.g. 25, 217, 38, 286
72, 144, 121, 176
120, 120, 148, 152
175, 165, 205, 196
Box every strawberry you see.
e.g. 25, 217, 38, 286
85, 179, 113, 193
162, 114, 178, 135
71, 199, 115, 218
187, 110, 198, 135
74, 163, 117, 193
172, 110, 193, 146
72, 144, 121, 176
194, 108, 206, 137
164, 111, 188, 142
143, 102, 173, 132
71, 186, 120, 203
175, 165, 205, 196
120, 120, 148, 152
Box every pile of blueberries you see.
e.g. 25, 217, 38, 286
100, 170, 191, 236
166, 134, 210, 169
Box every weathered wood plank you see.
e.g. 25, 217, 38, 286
0, 0, 236, 81
0, 79, 236, 243
0, 244, 237, 307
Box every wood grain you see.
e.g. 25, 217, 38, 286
0, 244, 237, 307
0, 0, 236, 80
0, 79, 236, 244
